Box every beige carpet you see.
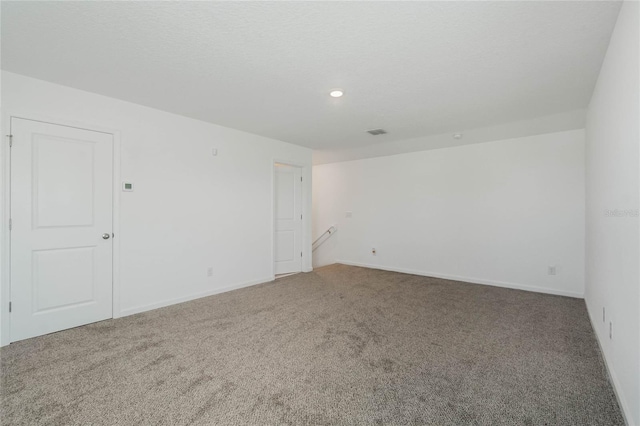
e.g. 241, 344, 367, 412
1, 264, 624, 425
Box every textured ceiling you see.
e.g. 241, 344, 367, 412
1, 1, 622, 151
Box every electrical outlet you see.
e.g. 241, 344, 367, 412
372, 248, 376, 255
207, 267, 213, 277
345, 211, 353, 218
548, 265, 557, 275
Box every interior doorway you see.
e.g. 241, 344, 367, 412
274, 163, 303, 275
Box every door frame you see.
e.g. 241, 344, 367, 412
0, 111, 122, 346
271, 159, 312, 278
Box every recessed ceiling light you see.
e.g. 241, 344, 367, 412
453, 133, 463, 139
329, 89, 344, 98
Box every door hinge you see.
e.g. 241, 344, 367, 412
301, 252, 303, 257
300, 177, 302, 182
7, 134, 13, 147
9, 302, 11, 313
9, 218, 12, 230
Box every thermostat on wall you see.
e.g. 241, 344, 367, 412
122, 182, 134, 192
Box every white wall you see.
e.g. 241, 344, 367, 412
0, 71, 313, 346
314, 109, 586, 165
585, 1, 639, 424
313, 129, 585, 298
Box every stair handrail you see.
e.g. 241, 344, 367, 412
312, 225, 337, 251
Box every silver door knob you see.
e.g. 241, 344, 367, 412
102, 233, 110, 240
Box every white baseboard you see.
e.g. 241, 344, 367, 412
585, 300, 634, 426
336, 260, 584, 299
117, 276, 275, 318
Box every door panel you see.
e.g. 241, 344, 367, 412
10, 118, 114, 342
274, 165, 302, 274
33, 134, 96, 227
275, 231, 295, 261
32, 247, 96, 313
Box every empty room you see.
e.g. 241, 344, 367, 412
1, 1, 639, 425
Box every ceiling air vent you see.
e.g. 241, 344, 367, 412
367, 128, 387, 135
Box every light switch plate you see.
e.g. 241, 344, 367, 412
122, 182, 134, 192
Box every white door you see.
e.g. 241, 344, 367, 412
274, 164, 302, 275
10, 118, 114, 342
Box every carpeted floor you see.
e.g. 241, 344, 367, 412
1, 264, 624, 425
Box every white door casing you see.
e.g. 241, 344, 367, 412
274, 164, 302, 275
10, 118, 114, 342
